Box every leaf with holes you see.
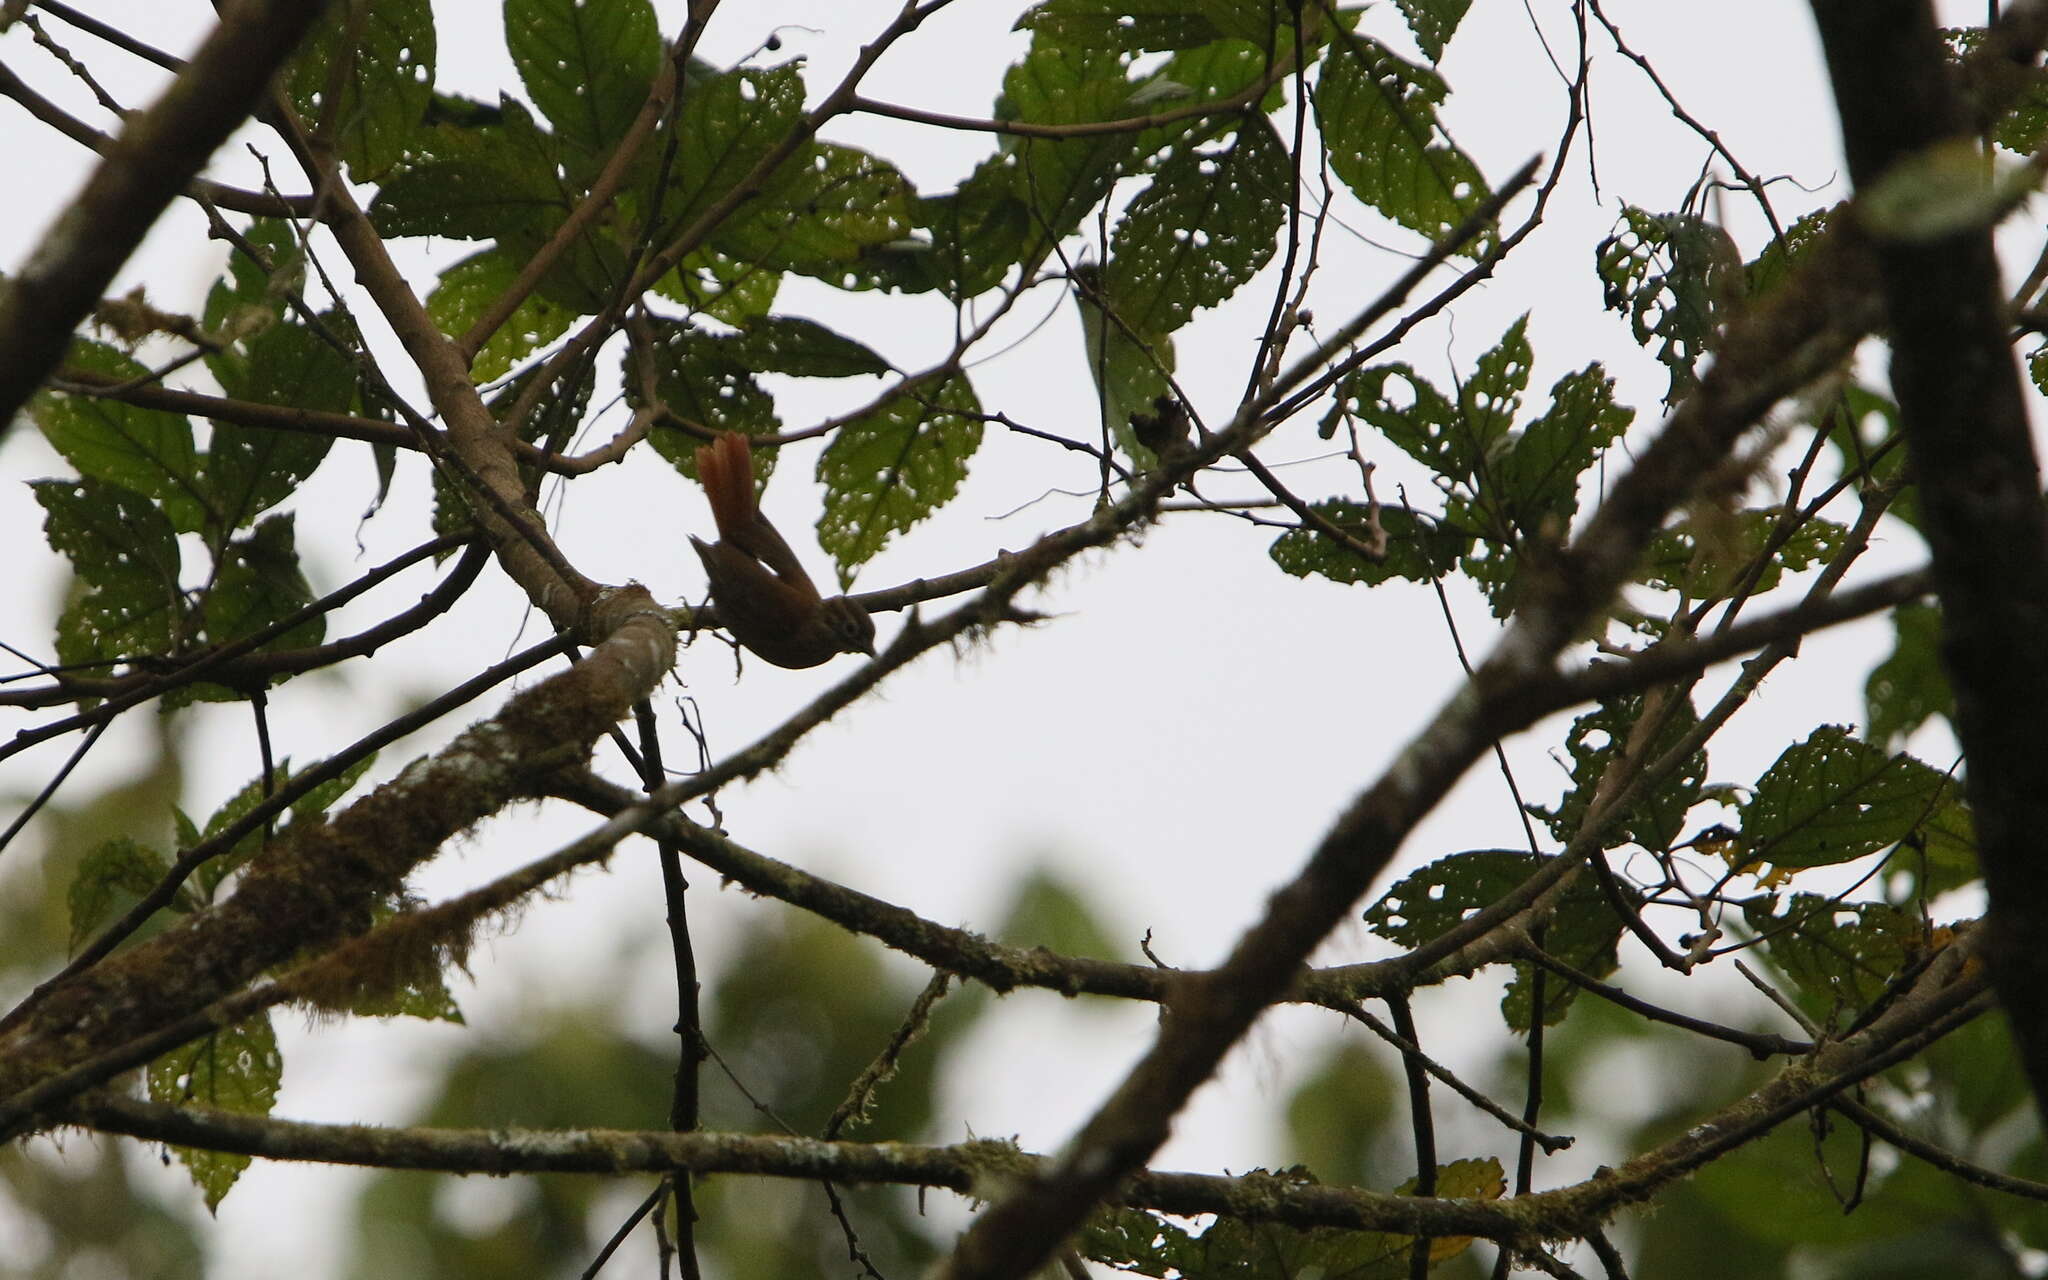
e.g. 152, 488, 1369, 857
1103, 115, 1288, 335
1315, 35, 1492, 253
724, 317, 892, 379
34, 341, 204, 533
654, 249, 783, 325
1639, 507, 1846, 602
202, 321, 352, 536
34, 478, 185, 672
427, 247, 578, 382
817, 375, 982, 579
1530, 693, 1706, 854
1021, 0, 1313, 54
183, 516, 323, 705
1743, 894, 1919, 1021
1348, 317, 1529, 505
333, 895, 467, 1023
1493, 362, 1633, 535
997, 46, 1143, 239
1396, 0, 1472, 61
1596, 207, 1743, 407
717, 143, 914, 278
651, 64, 806, 244
1740, 727, 1954, 870
505, 0, 658, 164
1269, 503, 1469, 587
626, 319, 782, 483
147, 1014, 282, 1209
287, 0, 435, 182
857, 160, 1035, 296
1746, 205, 1836, 298
1365, 850, 1627, 1030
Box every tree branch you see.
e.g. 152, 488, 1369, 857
0, 0, 331, 430
1810, 0, 2048, 1120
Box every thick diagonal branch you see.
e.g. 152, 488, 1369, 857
0, 0, 330, 430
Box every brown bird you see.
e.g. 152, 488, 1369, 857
690, 432, 876, 668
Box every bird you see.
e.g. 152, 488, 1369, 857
689, 432, 876, 669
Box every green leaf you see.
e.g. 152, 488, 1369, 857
1743, 894, 1919, 1020
817, 374, 982, 579
205, 515, 322, 648
1639, 507, 1846, 601
504, 0, 659, 162
1395, 0, 1471, 61
369, 100, 569, 242
1190, 0, 1311, 50
1353, 318, 1530, 497
190, 759, 291, 898
370, 153, 561, 242
1908, 793, 1979, 899
724, 316, 892, 379
1102, 116, 1288, 334
1017, 0, 1232, 51
426, 247, 577, 382
1823, 383, 1915, 532
1128, 38, 1292, 160
1285, 1041, 1398, 1181
1945, 28, 2048, 154
189, 754, 378, 899
287, 0, 436, 182
1860, 137, 2027, 243
1865, 602, 1953, 749
289, 752, 379, 822
34, 341, 204, 533
1596, 207, 1743, 407
147, 1014, 283, 1210
1531, 693, 1707, 854
997, 47, 1143, 238
68, 836, 173, 951
1017, 0, 1304, 53
654, 248, 783, 324
33, 477, 181, 597
856, 164, 1034, 296
651, 64, 806, 243
337, 957, 466, 1022
1083, 1160, 1504, 1278
203, 219, 306, 335
1745, 205, 1836, 298
201, 323, 352, 534
190, 516, 324, 701
1739, 727, 1954, 871
1073, 264, 1176, 457
626, 319, 782, 480
1345, 361, 1466, 480
1344, 323, 1628, 616
1269, 503, 1469, 586
1492, 363, 1633, 535
1314, 35, 1492, 253
1365, 851, 1627, 1029
716, 142, 914, 276
34, 478, 186, 668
